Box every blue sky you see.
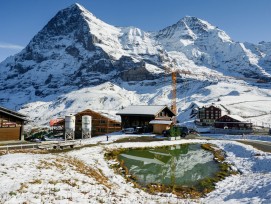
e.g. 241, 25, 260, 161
0, 0, 271, 62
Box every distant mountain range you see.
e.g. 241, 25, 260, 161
0, 3, 271, 126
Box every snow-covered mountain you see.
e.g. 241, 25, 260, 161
0, 3, 271, 126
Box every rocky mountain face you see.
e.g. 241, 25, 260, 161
0, 3, 271, 125
156, 16, 271, 79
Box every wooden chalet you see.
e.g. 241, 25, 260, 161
116, 105, 175, 134
54, 109, 121, 138
0, 106, 28, 141
74, 109, 121, 137
214, 115, 252, 130
197, 105, 222, 126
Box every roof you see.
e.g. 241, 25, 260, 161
116, 105, 175, 116
0, 106, 28, 121
201, 104, 221, 109
53, 109, 121, 126
149, 120, 173, 125
225, 115, 247, 122
76, 109, 121, 123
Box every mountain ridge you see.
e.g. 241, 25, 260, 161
0, 3, 271, 126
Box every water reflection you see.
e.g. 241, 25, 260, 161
119, 144, 219, 187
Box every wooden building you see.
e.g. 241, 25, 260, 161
214, 115, 252, 130
116, 105, 175, 134
149, 120, 173, 134
0, 106, 28, 141
74, 109, 121, 137
54, 109, 121, 138
197, 105, 222, 126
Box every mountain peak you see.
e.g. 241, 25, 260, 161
177, 16, 216, 30
1, 3, 271, 127
66, 3, 88, 12
155, 16, 210, 42
156, 15, 233, 45
70, 2, 84, 9
182, 16, 200, 21
36, 3, 90, 37
67, 3, 94, 17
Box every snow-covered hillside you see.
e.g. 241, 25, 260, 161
0, 3, 271, 126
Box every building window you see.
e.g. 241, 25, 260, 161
100, 120, 106, 124
97, 128, 106, 133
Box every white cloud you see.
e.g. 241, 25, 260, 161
0, 43, 24, 50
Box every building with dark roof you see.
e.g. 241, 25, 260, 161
213, 114, 253, 134
0, 106, 28, 141
214, 114, 252, 130
116, 105, 175, 133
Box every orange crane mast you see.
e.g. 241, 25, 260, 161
171, 71, 177, 116
165, 68, 189, 124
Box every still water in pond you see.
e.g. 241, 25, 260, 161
119, 144, 219, 187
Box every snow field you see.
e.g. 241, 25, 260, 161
204, 140, 271, 203
0, 135, 271, 203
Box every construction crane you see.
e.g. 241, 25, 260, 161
171, 71, 177, 116
164, 64, 191, 124
164, 67, 177, 115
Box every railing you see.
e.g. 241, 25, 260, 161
211, 128, 253, 135
0, 143, 39, 151
0, 140, 80, 151
251, 122, 271, 128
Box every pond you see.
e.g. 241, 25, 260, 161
119, 144, 220, 187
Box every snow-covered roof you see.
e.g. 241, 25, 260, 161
226, 115, 247, 122
201, 104, 221, 109
149, 120, 173, 125
116, 105, 173, 116
76, 109, 121, 123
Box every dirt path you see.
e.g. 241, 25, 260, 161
236, 140, 271, 153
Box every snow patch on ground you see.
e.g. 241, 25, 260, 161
0, 134, 271, 203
